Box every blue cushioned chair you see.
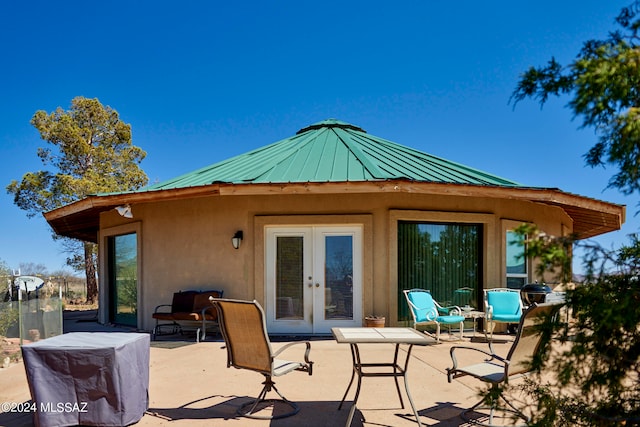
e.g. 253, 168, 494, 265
404, 289, 465, 342
484, 288, 523, 340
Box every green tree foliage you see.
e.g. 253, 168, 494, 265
0, 259, 17, 337
0, 259, 9, 278
6, 97, 148, 303
511, 1, 640, 196
510, 227, 640, 426
508, 3, 640, 423
511, 224, 575, 285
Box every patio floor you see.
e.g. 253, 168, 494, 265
0, 311, 522, 427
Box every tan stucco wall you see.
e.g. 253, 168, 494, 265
98, 191, 572, 332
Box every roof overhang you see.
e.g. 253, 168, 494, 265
44, 180, 625, 243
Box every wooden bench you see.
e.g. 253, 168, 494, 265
151, 289, 223, 342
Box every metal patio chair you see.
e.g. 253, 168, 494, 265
404, 288, 465, 342
446, 302, 562, 426
484, 288, 523, 340
210, 298, 313, 419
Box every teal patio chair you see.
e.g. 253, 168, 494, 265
484, 288, 523, 340
403, 289, 465, 342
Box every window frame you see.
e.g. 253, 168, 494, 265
99, 222, 142, 327
505, 229, 528, 289
389, 210, 494, 325
396, 220, 483, 320
501, 219, 531, 289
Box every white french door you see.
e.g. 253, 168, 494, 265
265, 226, 362, 334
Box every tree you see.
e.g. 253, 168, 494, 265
0, 258, 9, 289
6, 97, 148, 303
506, 227, 640, 426
17, 262, 48, 277
511, 1, 640, 197
0, 258, 18, 336
507, 2, 640, 424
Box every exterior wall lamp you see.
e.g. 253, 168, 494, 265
115, 204, 133, 219
232, 230, 243, 249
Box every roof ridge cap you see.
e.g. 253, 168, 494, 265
296, 119, 366, 135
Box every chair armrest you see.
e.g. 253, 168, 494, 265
449, 345, 495, 359
406, 298, 438, 321
153, 304, 172, 313
200, 305, 217, 317
440, 305, 462, 316
272, 341, 313, 375
448, 345, 506, 371
447, 345, 508, 383
486, 305, 493, 319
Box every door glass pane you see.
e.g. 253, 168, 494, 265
276, 236, 303, 319
111, 233, 137, 326
397, 222, 481, 320
325, 235, 353, 320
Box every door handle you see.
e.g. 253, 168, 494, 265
315, 283, 320, 288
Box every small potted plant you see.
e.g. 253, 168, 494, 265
364, 315, 385, 327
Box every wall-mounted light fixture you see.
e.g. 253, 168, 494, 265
231, 230, 243, 249
115, 204, 133, 219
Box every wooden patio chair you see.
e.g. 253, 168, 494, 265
210, 298, 313, 419
446, 302, 562, 426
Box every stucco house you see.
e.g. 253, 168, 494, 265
44, 119, 625, 335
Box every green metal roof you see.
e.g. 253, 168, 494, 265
144, 119, 522, 191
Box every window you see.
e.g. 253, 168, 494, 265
506, 230, 527, 289
275, 236, 304, 319
397, 222, 482, 320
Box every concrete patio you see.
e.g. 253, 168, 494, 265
0, 310, 521, 427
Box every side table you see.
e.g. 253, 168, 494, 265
332, 327, 432, 427
461, 310, 484, 337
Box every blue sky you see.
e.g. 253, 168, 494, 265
0, 1, 635, 275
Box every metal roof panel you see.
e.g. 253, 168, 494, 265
144, 119, 522, 190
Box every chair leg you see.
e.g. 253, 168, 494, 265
490, 319, 494, 340
237, 377, 299, 420
200, 319, 209, 342
152, 322, 182, 340
459, 385, 529, 427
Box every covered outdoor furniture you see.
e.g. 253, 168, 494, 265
446, 302, 562, 426
403, 288, 465, 342
21, 332, 150, 427
210, 298, 313, 419
152, 289, 223, 342
484, 288, 523, 340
